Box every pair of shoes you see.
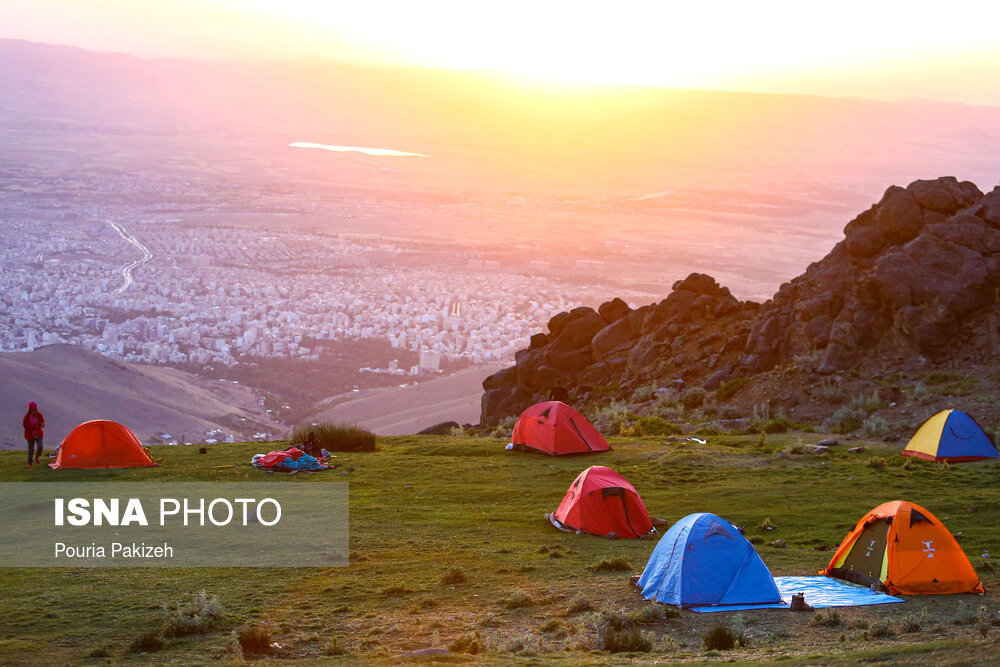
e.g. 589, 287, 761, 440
35, 457, 40, 464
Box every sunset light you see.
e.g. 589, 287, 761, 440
2, 1, 1000, 663
3, 0, 1000, 103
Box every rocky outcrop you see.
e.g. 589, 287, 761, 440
480, 177, 1000, 424
742, 177, 998, 373
481, 273, 755, 423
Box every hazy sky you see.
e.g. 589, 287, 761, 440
3, 0, 1000, 105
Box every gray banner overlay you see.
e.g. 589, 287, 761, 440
0, 483, 348, 567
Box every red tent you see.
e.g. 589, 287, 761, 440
551, 466, 654, 538
510, 401, 609, 455
50, 420, 157, 470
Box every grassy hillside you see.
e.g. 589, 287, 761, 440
0, 433, 997, 664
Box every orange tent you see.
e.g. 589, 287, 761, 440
550, 466, 653, 538
821, 500, 983, 595
510, 401, 610, 455
49, 420, 157, 470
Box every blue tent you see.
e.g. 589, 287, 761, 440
902, 409, 999, 462
636, 513, 783, 608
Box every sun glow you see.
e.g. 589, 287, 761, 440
2, 1, 1000, 103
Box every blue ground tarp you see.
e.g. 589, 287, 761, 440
688, 576, 905, 613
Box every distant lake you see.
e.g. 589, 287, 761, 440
289, 142, 425, 157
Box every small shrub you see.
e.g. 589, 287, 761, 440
86, 646, 113, 658
849, 390, 884, 412
540, 618, 561, 632
953, 601, 978, 625
869, 619, 895, 638
816, 377, 845, 403
567, 595, 593, 613
747, 534, 764, 545
680, 387, 707, 410
632, 383, 657, 401
716, 377, 750, 401
825, 406, 867, 434
924, 371, 959, 385
508, 636, 535, 655
594, 401, 638, 435
632, 606, 666, 624
633, 416, 682, 436
809, 608, 843, 627
234, 624, 273, 656
603, 628, 653, 653
861, 415, 888, 437
163, 591, 224, 637
127, 631, 165, 654
323, 638, 347, 656
440, 568, 467, 585
853, 618, 870, 630
907, 384, 935, 405
901, 458, 915, 471
489, 415, 518, 439
380, 586, 413, 597
501, 590, 535, 610
762, 419, 789, 434
702, 622, 748, 650
449, 631, 482, 654
752, 402, 772, 426
588, 556, 632, 572
598, 609, 632, 632
719, 405, 742, 420
867, 456, 887, 469
929, 376, 978, 397
900, 611, 926, 633
291, 421, 375, 452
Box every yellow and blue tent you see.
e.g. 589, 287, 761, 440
902, 409, 998, 462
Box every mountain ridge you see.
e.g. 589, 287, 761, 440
481, 176, 1000, 425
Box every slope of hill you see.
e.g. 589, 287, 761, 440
482, 177, 1000, 428
0, 345, 278, 448
307, 365, 501, 434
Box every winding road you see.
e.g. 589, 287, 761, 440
107, 221, 153, 294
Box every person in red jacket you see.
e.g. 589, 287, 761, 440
23, 401, 44, 468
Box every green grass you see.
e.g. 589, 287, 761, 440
1, 434, 998, 663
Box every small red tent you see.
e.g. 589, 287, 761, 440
49, 420, 157, 470
550, 466, 654, 538
510, 401, 609, 455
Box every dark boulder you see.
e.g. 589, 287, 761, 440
417, 421, 460, 435
548, 308, 606, 352
702, 368, 730, 391
482, 365, 516, 391
673, 272, 725, 296
598, 297, 631, 324
591, 318, 636, 360
481, 385, 534, 425
547, 311, 572, 337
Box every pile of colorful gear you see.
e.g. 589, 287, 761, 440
251, 446, 333, 473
